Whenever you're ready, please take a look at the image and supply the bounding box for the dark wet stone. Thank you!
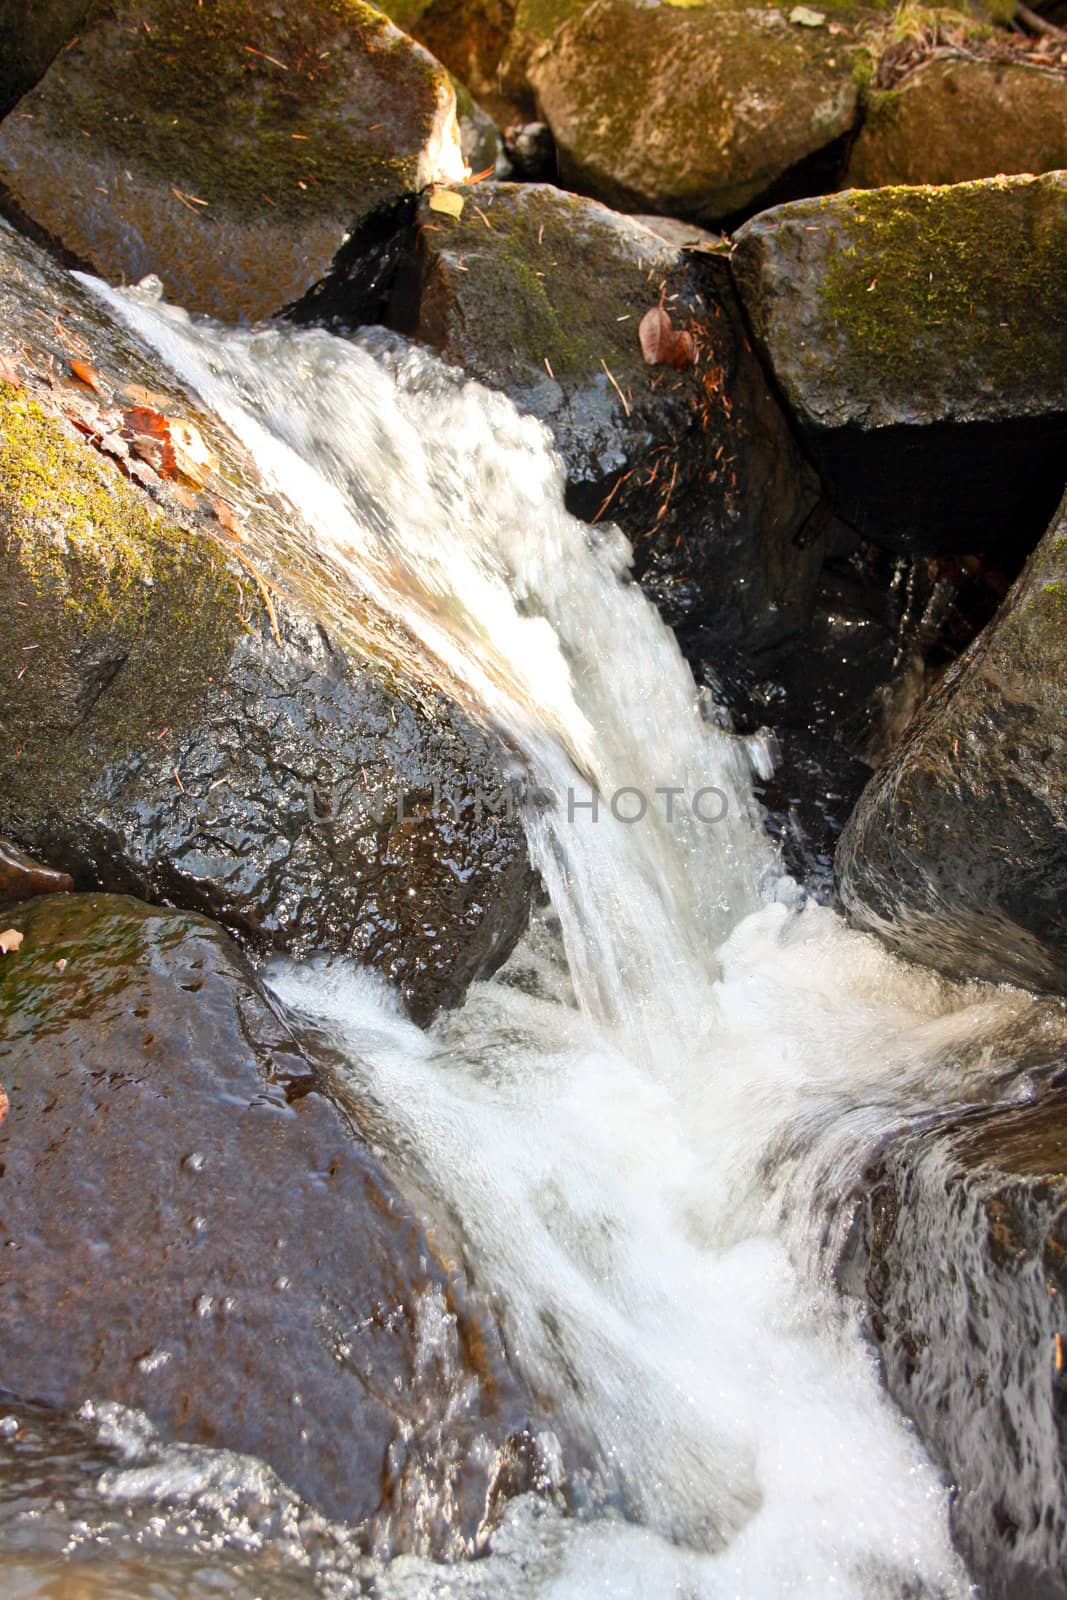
[835,487,1067,996]
[731,173,1067,560]
[0,892,531,1549]
[0,216,532,1026]
[839,1065,1067,1600]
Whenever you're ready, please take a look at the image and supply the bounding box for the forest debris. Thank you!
[639,305,698,369]
[0,1084,7,1129]
[601,359,631,416]
[0,351,23,389]
[0,929,24,955]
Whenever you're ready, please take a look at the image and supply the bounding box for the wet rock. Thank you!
[835,487,1067,995]
[0,0,466,321]
[305,180,823,658]
[378,0,522,126]
[0,892,530,1546]
[848,60,1067,189]
[0,839,73,905]
[0,217,532,1025]
[521,0,864,223]
[731,172,1067,558]
[839,1067,1067,1600]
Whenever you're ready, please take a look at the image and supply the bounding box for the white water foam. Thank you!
[73,280,1057,1598]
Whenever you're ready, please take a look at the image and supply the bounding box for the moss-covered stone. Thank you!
[848,59,1067,189]
[0,217,532,1020]
[525,0,869,220]
[733,172,1067,427]
[0,389,247,769]
[377,0,521,123]
[730,173,1067,554]
[0,0,465,320]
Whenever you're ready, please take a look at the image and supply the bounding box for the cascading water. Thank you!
[25,276,1057,1598]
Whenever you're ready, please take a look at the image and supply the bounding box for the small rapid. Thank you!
[42,279,1055,1598]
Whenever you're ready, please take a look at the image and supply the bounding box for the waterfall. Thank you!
[81,280,1047,1598]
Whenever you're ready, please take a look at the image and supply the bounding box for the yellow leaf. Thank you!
[428,186,465,219]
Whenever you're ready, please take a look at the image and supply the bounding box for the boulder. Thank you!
[0,217,532,1025]
[848,60,1067,189]
[834,487,1067,995]
[730,172,1067,559]
[0,0,466,322]
[380,0,522,126]
[521,0,864,223]
[0,892,531,1546]
[839,1067,1067,1600]
[301,181,823,657]
[0,838,74,904]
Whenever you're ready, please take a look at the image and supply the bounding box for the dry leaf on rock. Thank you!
[428,186,465,218]
[0,929,24,955]
[69,358,103,392]
[639,306,676,365]
[0,351,23,389]
[0,1084,7,1129]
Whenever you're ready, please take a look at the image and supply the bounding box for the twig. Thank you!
[1016,1,1065,33]
[601,359,631,417]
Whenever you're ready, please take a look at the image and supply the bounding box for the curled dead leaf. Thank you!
[670,329,697,369]
[0,929,24,955]
[639,306,676,366]
[121,407,215,487]
[69,358,102,393]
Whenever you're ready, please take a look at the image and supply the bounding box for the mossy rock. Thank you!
[0,217,532,1020]
[377,0,523,123]
[835,486,1067,994]
[848,59,1067,188]
[730,172,1067,553]
[0,891,530,1538]
[0,0,466,320]
[522,0,871,222]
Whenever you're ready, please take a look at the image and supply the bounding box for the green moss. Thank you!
[33,0,443,220]
[0,392,248,787]
[423,184,684,382]
[810,177,1067,408]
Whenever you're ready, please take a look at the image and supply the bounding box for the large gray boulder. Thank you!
[0,219,531,1024]
[0,0,466,321]
[0,892,531,1546]
[731,172,1067,558]
[835,486,1067,995]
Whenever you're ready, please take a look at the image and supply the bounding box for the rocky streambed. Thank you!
[0,0,1066,1595]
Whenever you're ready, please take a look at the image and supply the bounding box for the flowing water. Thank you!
[3,281,1061,1598]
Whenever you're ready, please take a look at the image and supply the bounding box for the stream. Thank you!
[1,282,1059,1599]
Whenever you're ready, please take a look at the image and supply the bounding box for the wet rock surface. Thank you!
[730,173,1067,559]
[0,839,74,906]
[0,217,532,1024]
[0,0,91,117]
[0,892,532,1547]
[836,488,1067,995]
[848,59,1067,189]
[839,1062,1067,1600]
[0,0,465,321]
[299,181,823,662]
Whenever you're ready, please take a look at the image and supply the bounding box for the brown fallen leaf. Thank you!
[670,329,697,369]
[169,417,216,486]
[69,357,102,392]
[639,305,675,366]
[122,407,216,487]
[0,1084,7,1129]
[0,928,24,955]
[0,350,24,389]
[208,494,246,540]
[120,381,175,411]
